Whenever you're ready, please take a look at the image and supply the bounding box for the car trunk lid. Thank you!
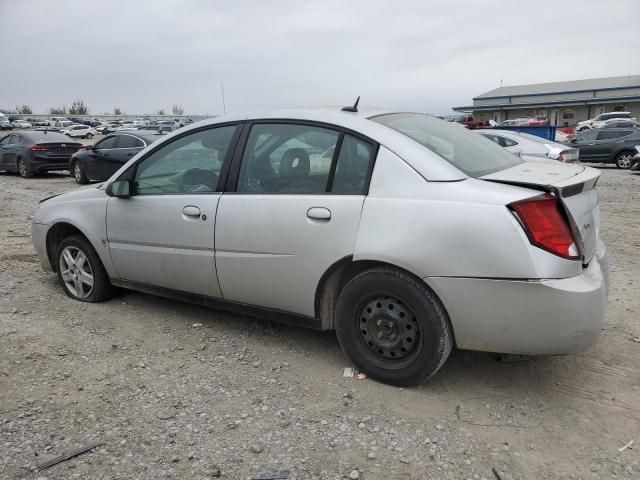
[481,162,600,263]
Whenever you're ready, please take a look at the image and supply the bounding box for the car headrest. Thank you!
[279,148,310,178]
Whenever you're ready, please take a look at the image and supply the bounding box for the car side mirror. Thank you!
[106,179,131,198]
[570,138,577,143]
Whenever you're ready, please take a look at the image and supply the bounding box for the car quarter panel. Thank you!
[353,147,583,280]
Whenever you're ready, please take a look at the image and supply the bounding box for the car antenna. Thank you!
[341,96,360,113]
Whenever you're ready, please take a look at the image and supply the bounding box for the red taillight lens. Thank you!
[509,193,580,260]
[29,145,48,151]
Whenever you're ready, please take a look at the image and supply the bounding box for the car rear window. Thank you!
[371,113,522,177]
[23,132,72,142]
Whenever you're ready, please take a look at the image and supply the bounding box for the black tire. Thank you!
[335,267,453,386]
[17,157,35,178]
[72,160,89,184]
[615,151,635,169]
[56,234,116,302]
[86,133,93,139]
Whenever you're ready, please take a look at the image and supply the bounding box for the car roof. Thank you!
[114,131,164,142]
[150,107,467,182]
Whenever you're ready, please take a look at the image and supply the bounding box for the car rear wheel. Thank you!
[17,157,35,178]
[86,133,93,139]
[335,267,453,386]
[56,235,116,302]
[72,160,89,184]
[615,151,635,169]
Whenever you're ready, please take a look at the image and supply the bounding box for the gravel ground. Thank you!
[0,165,639,480]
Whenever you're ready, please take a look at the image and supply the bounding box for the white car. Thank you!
[576,112,634,131]
[11,119,32,129]
[477,129,580,163]
[61,124,97,138]
[49,116,71,127]
[30,107,608,386]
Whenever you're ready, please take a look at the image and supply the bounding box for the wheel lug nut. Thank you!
[376,319,382,326]
[389,321,395,328]
[377,332,383,339]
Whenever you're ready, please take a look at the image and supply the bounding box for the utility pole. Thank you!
[220,81,227,115]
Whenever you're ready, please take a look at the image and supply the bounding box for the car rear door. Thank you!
[594,130,633,162]
[83,135,117,180]
[214,122,377,317]
[571,129,599,160]
[3,134,21,167]
[0,135,11,168]
[106,124,240,296]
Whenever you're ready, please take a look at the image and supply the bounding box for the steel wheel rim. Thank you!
[357,295,422,368]
[74,162,82,182]
[18,159,27,176]
[59,246,94,298]
[618,154,633,168]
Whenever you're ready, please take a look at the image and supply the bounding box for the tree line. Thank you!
[1,102,186,116]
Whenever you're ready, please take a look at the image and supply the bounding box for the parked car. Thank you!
[495,118,529,127]
[61,124,97,139]
[564,128,640,168]
[629,146,640,171]
[26,118,50,127]
[0,116,12,130]
[599,119,640,129]
[452,115,490,129]
[31,108,609,386]
[0,130,81,177]
[102,123,123,134]
[526,116,550,126]
[11,119,32,129]
[69,132,163,184]
[477,129,579,163]
[575,111,634,131]
[49,116,71,127]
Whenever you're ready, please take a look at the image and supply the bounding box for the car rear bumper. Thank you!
[31,156,71,172]
[32,222,53,272]
[426,241,609,355]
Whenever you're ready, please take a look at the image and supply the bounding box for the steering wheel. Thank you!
[178,168,218,192]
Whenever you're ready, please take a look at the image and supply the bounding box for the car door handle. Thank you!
[587,143,596,146]
[307,207,331,220]
[183,205,201,217]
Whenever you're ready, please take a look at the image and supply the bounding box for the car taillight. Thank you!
[29,145,48,151]
[509,193,580,260]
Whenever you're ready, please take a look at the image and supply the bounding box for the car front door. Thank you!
[106,124,239,296]
[0,135,10,167]
[215,122,377,317]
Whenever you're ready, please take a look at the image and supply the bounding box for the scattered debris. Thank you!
[349,469,360,479]
[343,367,354,378]
[355,373,367,380]
[492,467,503,480]
[249,443,264,454]
[252,469,290,479]
[192,323,203,328]
[618,439,634,452]
[36,441,103,470]
[632,337,640,343]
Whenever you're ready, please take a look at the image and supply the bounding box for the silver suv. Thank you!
[31,108,609,385]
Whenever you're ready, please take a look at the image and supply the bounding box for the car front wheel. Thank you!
[335,267,453,386]
[56,235,116,302]
[615,151,635,169]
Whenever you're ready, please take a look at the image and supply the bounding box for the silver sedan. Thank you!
[31,107,609,385]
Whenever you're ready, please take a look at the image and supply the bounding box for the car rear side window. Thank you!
[331,135,375,194]
[237,124,339,194]
[9,134,21,144]
[372,113,522,177]
[134,125,236,195]
[117,135,144,149]
[96,137,117,149]
[597,130,631,140]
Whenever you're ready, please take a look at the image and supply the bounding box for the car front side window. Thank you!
[95,136,117,150]
[134,125,236,195]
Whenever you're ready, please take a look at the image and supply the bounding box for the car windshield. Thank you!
[371,113,523,177]
[509,132,554,145]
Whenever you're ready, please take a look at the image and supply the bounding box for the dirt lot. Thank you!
[0,165,639,480]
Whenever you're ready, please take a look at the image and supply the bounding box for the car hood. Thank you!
[39,184,105,206]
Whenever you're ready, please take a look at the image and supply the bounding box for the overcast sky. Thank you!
[1,0,638,116]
